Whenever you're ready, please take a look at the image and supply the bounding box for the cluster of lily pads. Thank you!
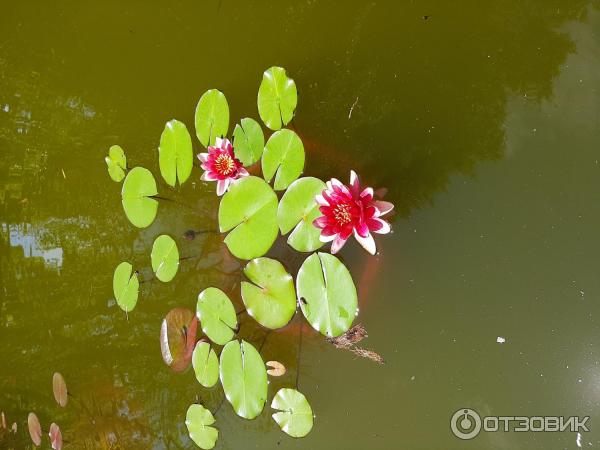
[26,372,67,449]
[107,67,386,448]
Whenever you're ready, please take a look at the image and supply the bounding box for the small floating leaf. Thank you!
[241,258,296,329]
[297,252,358,337]
[52,372,68,407]
[195,89,229,148]
[27,412,41,446]
[151,234,179,282]
[266,360,286,377]
[121,167,158,228]
[196,288,237,346]
[220,340,267,419]
[160,307,198,372]
[105,145,126,182]
[277,177,326,252]
[262,129,305,190]
[48,423,63,450]
[112,262,139,312]
[257,67,297,130]
[232,117,264,166]
[192,341,219,388]
[159,119,193,187]
[186,404,218,450]
[218,176,279,259]
[271,388,313,438]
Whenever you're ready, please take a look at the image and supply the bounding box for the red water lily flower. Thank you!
[313,170,393,255]
[198,137,249,196]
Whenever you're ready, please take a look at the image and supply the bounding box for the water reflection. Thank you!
[4,223,63,270]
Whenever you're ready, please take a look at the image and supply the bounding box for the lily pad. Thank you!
[48,423,63,450]
[27,412,41,446]
[220,340,267,419]
[186,404,218,450]
[121,167,158,228]
[232,117,264,166]
[257,66,297,130]
[105,145,126,182]
[271,388,314,438]
[218,176,279,259]
[192,341,219,388]
[297,252,358,337]
[160,307,198,372]
[159,119,193,187]
[196,288,237,345]
[277,177,326,252]
[52,372,68,407]
[241,258,296,329]
[151,234,179,282]
[112,262,139,312]
[262,129,305,190]
[195,89,229,148]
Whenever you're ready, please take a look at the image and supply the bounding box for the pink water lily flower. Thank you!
[313,170,394,255]
[198,137,249,196]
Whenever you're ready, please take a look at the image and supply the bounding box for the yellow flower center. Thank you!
[214,154,235,176]
[333,203,352,226]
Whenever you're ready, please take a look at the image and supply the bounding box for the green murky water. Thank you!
[2,1,600,448]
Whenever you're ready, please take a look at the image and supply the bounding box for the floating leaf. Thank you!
[241,258,296,329]
[257,67,297,130]
[151,235,179,282]
[52,372,68,407]
[196,288,237,346]
[297,252,358,337]
[232,117,264,166]
[266,360,286,377]
[220,340,267,419]
[105,145,126,182]
[160,308,198,372]
[277,177,325,252]
[48,423,63,450]
[159,119,193,187]
[27,412,41,446]
[112,262,139,312]
[195,89,229,147]
[218,176,278,259]
[192,341,219,388]
[121,167,158,228]
[186,404,218,450]
[262,129,305,190]
[271,388,313,438]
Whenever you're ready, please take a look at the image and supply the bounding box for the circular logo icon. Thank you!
[451,408,481,440]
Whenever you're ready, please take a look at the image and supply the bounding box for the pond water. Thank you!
[2,1,600,449]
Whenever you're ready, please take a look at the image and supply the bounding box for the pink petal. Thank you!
[200,171,218,181]
[355,221,370,238]
[354,230,376,255]
[369,218,391,234]
[216,179,229,196]
[315,194,329,206]
[313,216,329,229]
[320,233,337,243]
[215,137,224,148]
[331,236,348,253]
[237,167,249,177]
[372,200,394,215]
[197,153,208,163]
[360,187,374,202]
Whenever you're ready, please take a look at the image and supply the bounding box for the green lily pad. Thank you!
[105,145,127,182]
[271,388,314,438]
[241,258,296,329]
[297,252,358,337]
[262,129,305,190]
[257,66,297,130]
[232,117,264,166]
[192,341,219,388]
[195,89,229,147]
[218,176,279,259]
[121,167,158,228]
[160,307,198,372]
[112,262,139,312]
[196,288,238,345]
[186,404,218,450]
[159,119,193,187]
[277,177,326,252]
[219,340,267,419]
[151,234,179,282]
